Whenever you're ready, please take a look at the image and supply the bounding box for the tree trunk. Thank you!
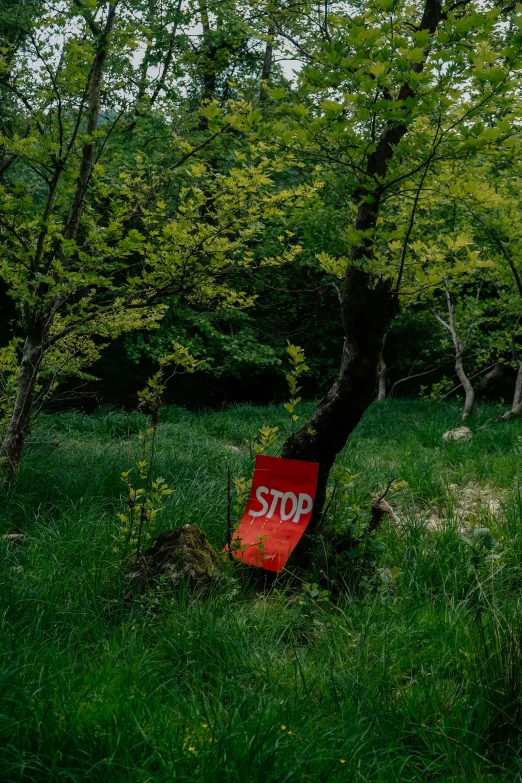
[259,26,274,102]
[482,362,504,388]
[282,267,399,528]
[377,333,388,401]
[62,3,117,243]
[502,360,522,419]
[280,0,440,537]
[501,332,522,421]
[377,356,387,401]
[455,350,475,420]
[432,285,475,421]
[0,326,44,473]
[198,0,217,120]
[514,364,522,412]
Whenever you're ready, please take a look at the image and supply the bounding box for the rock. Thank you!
[2,533,25,545]
[442,426,472,442]
[425,482,502,532]
[451,481,501,518]
[125,524,221,600]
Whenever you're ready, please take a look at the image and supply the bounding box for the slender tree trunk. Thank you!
[455,350,475,420]
[0,325,44,473]
[514,364,522,411]
[501,331,522,420]
[377,333,388,400]
[446,287,475,421]
[511,361,522,415]
[63,2,118,242]
[464,215,522,420]
[198,0,217,122]
[377,356,387,401]
[432,285,475,421]
[503,361,522,419]
[259,26,274,103]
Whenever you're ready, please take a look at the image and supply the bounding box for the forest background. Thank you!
[3,0,522,426]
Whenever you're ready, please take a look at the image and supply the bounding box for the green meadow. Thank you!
[2,400,522,782]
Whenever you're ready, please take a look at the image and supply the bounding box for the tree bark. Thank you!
[63,2,118,242]
[482,362,504,388]
[377,332,388,400]
[503,361,522,419]
[0,324,44,473]
[501,331,522,420]
[446,288,474,420]
[282,267,399,528]
[432,285,475,420]
[259,26,274,103]
[455,350,475,420]
[377,356,387,401]
[198,1,217,114]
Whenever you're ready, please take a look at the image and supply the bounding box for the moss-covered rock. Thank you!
[125,524,221,600]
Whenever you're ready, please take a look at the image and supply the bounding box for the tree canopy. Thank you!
[2,0,522,474]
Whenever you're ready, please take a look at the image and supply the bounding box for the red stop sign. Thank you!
[230,454,319,573]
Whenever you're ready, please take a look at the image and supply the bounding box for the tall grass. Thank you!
[1,400,522,781]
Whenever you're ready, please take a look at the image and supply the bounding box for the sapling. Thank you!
[114,342,201,562]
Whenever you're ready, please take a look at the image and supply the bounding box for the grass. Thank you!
[2,399,522,781]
